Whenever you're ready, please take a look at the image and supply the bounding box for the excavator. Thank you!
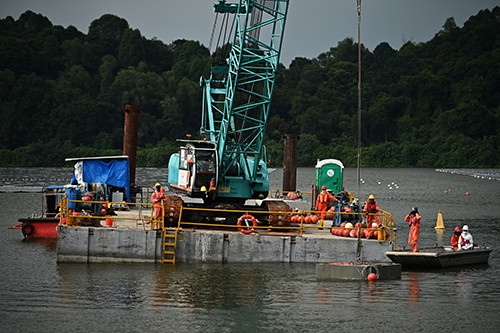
[166,0,291,227]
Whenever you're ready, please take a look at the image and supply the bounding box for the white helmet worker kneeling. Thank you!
[458,225,474,250]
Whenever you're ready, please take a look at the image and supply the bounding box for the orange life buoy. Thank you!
[237,214,257,234]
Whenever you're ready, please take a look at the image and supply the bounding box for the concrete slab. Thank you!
[57,226,162,263]
[316,262,401,281]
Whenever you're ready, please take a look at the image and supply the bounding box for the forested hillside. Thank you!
[0,8,499,167]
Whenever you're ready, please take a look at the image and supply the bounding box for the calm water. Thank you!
[1,167,499,332]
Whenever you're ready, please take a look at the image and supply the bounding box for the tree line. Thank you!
[0,8,498,168]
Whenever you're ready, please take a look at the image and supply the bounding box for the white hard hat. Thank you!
[462,225,469,232]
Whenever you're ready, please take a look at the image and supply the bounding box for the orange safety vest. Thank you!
[451,234,459,250]
[405,213,420,226]
[317,192,333,203]
[152,189,166,205]
[364,200,379,214]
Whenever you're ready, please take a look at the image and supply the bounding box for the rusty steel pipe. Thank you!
[123,105,140,186]
[282,134,299,192]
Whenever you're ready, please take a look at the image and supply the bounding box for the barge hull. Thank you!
[57,226,393,264]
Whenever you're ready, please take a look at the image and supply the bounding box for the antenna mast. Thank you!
[356,0,362,200]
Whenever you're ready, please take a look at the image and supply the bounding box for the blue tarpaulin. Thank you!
[70,159,130,201]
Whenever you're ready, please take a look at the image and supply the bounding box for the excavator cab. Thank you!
[168,140,218,199]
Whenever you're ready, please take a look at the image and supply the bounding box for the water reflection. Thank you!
[312,286,330,305]
[150,263,292,310]
[150,264,178,308]
[435,229,445,247]
[452,271,474,306]
[407,274,421,303]
[365,280,383,303]
[57,263,154,309]
[22,237,58,251]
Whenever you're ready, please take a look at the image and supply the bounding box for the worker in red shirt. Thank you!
[405,206,421,252]
[151,183,166,220]
[363,194,380,227]
[451,226,461,251]
[316,185,338,227]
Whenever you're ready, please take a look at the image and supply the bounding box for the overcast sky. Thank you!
[1,0,498,66]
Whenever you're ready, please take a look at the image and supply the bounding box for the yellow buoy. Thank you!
[435,211,445,229]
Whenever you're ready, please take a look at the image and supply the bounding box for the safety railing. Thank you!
[169,206,396,249]
[61,197,155,229]
[134,185,152,204]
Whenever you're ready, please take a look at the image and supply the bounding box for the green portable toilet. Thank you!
[315,159,344,194]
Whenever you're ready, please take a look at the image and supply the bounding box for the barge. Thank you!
[56,212,395,264]
[386,246,492,269]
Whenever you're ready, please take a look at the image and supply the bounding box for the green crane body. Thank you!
[168,0,289,201]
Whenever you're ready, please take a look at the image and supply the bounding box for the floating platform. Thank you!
[56,225,394,264]
[316,262,401,281]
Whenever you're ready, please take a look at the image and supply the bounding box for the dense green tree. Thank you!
[88,14,129,56]
[118,28,145,67]
[0,8,498,168]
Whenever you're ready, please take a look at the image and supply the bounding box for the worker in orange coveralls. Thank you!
[151,182,166,220]
[451,226,461,251]
[363,194,380,227]
[316,185,338,227]
[405,206,421,252]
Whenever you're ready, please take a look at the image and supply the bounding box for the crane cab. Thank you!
[168,140,218,199]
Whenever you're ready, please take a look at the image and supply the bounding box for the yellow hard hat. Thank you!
[368,194,375,200]
[200,186,207,192]
[155,183,161,187]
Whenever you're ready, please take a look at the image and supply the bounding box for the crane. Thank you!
[167,1,291,225]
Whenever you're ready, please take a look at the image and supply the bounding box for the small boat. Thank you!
[9,155,132,239]
[9,186,66,238]
[386,246,491,269]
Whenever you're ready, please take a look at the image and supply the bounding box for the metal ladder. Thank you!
[162,206,182,264]
[162,229,178,263]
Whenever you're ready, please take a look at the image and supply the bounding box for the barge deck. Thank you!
[56,206,394,264]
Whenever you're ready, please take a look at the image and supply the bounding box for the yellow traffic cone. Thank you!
[435,211,445,230]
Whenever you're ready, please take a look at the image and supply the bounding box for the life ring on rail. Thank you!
[22,222,34,236]
[237,214,257,234]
